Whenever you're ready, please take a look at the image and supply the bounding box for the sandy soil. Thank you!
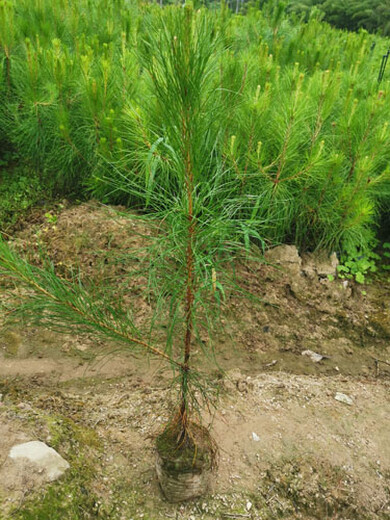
[0,202,389,519]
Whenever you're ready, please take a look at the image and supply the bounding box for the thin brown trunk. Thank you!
[179,115,195,432]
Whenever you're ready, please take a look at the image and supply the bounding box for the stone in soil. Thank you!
[9,441,70,481]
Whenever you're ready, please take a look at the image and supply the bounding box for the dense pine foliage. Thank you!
[0,0,389,256]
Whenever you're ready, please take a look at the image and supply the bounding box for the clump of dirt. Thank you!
[261,457,364,519]
[156,420,216,473]
[13,201,154,284]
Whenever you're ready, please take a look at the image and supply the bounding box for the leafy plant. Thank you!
[381,242,390,270]
[0,166,46,230]
[337,245,380,283]
[44,211,58,224]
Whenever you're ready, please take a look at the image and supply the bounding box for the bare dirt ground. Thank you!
[0,202,389,519]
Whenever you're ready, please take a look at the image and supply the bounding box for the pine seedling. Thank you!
[0,4,265,501]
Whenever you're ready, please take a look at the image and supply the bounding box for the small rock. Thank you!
[237,380,247,393]
[252,432,260,442]
[334,392,354,406]
[302,251,338,278]
[265,245,302,277]
[17,402,31,410]
[265,245,301,265]
[302,350,326,363]
[246,500,252,511]
[317,252,339,278]
[9,441,70,481]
